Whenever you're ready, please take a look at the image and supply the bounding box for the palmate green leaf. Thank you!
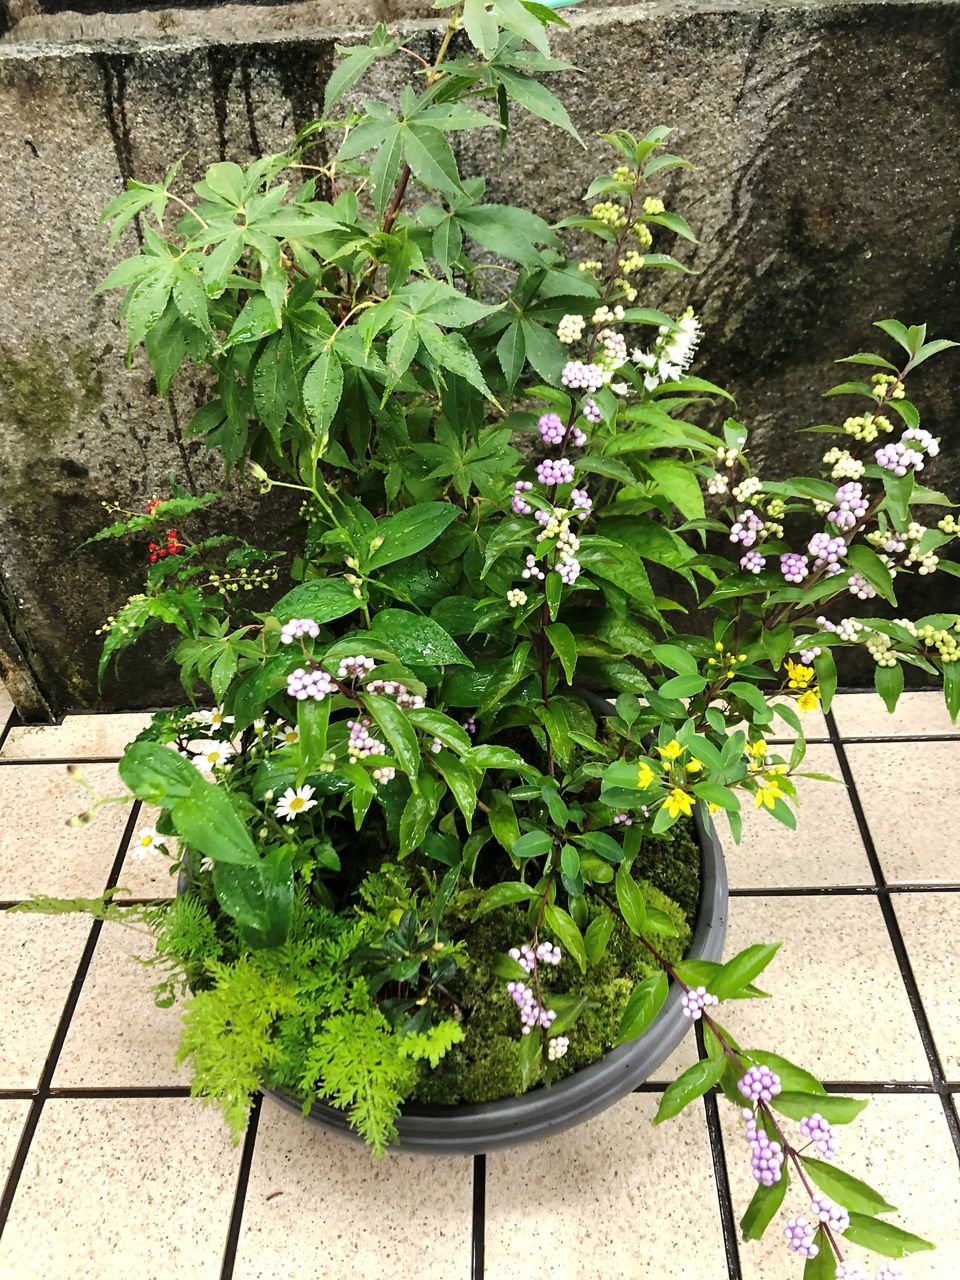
[740,1169,790,1242]
[653,1054,726,1124]
[494,65,583,143]
[402,123,464,200]
[496,320,526,389]
[418,323,496,401]
[463,0,501,55]
[302,348,344,449]
[323,25,399,113]
[459,203,558,266]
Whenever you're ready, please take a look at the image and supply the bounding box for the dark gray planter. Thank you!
[264,807,728,1154]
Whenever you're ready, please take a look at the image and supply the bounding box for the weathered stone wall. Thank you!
[1,0,959,715]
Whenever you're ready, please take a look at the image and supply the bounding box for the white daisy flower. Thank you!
[273,723,300,746]
[194,740,236,772]
[200,856,214,874]
[275,784,317,822]
[190,705,235,732]
[131,827,160,860]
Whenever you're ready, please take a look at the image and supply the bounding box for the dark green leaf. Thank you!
[653,1055,726,1124]
[618,971,668,1043]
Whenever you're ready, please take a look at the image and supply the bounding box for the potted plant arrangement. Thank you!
[21,3,959,1275]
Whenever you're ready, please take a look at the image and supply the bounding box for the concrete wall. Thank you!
[1,0,959,715]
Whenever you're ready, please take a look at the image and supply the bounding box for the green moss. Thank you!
[0,339,102,447]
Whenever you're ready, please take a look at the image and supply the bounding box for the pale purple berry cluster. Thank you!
[512,480,533,515]
[875,1264,905,1280]
[583,398,602,425]
[783,1217,819,1259]
[506,981,558,1034]
[808,531,846,569]
[902,426,938,456]
[558,557,581,585]
[613,812,632,826]
[337,654,376,681]
[780,552,810,584]
[509,940,562,972]
[737,1065,782,1103]
[561,360,605,392]
[835,1264,867,1280]
[810,1192,850,1234]
[875,440,924,476]
[742,1109,784,1185]
[729,508,764,547]
[570,488,592,519]
[740,549,766,574]
[800,1113,839,1158]
[280,617,320,644]
[463,718,477,736]
[848,571,876,600]
[522,554,545,581]
[536,457,575,486]
[681,986,718,1020]
[346,717,386,762]
[287,667,335,701]
[538,412,565,444]
[366,678,425,710]
[829,481,869,531]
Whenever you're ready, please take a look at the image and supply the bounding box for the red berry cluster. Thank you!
[148,530,184,563]
[143,497,163,515]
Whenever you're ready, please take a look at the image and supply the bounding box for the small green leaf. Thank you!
[544,903,587,973]
[771,1093,868,1125]
[618,971,668,1043]
[362,692,422,787]
[615,863,646,935]
[474,880,539,916]
[712,943,781,1000]
[513,829,552,859]
[800,1157,897,1216]
[740,1171,790,1242]
[585,912,615,965]
[546,622,577,684]
[874,661,904,714]
[653,1055,726,1124]
[842,1212,934,1258]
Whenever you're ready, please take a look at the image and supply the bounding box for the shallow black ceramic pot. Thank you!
[264,807,728,1154]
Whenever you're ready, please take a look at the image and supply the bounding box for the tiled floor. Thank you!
[0,693,957,1279]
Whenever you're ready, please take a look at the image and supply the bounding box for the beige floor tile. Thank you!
[0,1101,31,1172]
[721,895,929,1080]
[648,1024,700,1082]
[833,689,958,738]
[232,1097,473,1280]
[0,712,153,760]
[0,763,132,898]
[113,804,179,899]
[721,1093,958,1279]
[484,1091,726,1279]
[0,682,13,724]
[894,893,960,1078]
[844,740,960,884]
[720,744,873,889]
[0,913,90,1088]
[0,1098,241,1280]
[54,922,189,1088]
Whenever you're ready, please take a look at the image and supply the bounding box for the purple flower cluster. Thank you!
[280,617,320,644]
[829,481,869,531]
[742,1108,784,1185]
[783,1217,819,1259]
[506,981,558,1034]
[536,457,575,486]
[538,412,565,445]
[876,440,924,476]
[737,1065,782,1103]
[780,552,810,584]
[561,360,605,392]
[512,480,533,515]
[810,1192,850,1234]
[808,531,846,569]
[681,986,718,1020]
[286,666,335,701]
[729,508,764,548]
[740,549,766,574]
[800,1113,839,1158]
[509,940,562,972]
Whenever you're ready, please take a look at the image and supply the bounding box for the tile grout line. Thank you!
[0,796,142,1239]
[219,1091,262,1280]
[694,1024,743,1280]
[0,757,123,767]
[729,885,960,897]
[470,1153,486,1280]
[825,708,960,1168]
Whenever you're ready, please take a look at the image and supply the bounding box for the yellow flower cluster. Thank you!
[707,641,748,678]
[841,413,893,443]
[642,196,665,215]
[785,659,814,689]
[871,372,905,400]
[592,199,628,229]
[630,223,654,249]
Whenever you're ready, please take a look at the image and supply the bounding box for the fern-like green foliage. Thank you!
[397,1021,466,1069]
[300,1009,418,1156]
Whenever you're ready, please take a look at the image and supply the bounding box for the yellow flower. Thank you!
[707,802,722,814]
[797,687,821,713]
[785,659,814,690]
[754,778,785,810]
[747,739,767,761]
[665,788,694,818]
[686,757,703,773]
[657,739,683,761]
[636,761,657,789]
